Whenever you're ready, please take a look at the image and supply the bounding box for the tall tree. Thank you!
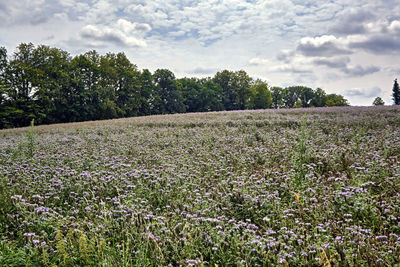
[271,86,284,109]
[2,43,37,127]
[213,70,236,110]
[248,80,272,109]
[70,51,101,121]
[233,70,252,110]
[30,45,72,124]
[393,79,400,105]
[283,86,302,108]
[198,78,224,112]
[213,70,252,110]
[139,69,156,115]
[311,88,327,107]
[178,77,202,112]
[153,69,185,114]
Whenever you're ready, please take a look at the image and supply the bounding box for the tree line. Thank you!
[0,43,350,129]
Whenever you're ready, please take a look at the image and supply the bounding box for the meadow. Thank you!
[0,106,400,266]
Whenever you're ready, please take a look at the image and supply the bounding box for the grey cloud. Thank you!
[330,9,374,35]
[313,56,350,68]
[343,65,380,76]
[189,67,218,75]
[345,87,382,98]
[313,56,379,76]
[297,39,352,57]
[349,35,400,54]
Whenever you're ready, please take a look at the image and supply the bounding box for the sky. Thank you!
[1,0,400,106]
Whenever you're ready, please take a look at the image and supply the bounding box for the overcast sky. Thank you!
[1,0,400,105]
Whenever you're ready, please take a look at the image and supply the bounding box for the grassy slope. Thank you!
[1,106,400,266]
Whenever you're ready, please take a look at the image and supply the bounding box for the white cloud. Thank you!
[80,24,147,47]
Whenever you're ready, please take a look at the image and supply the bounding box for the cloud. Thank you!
[349,34,400,54]
[80,24,147,47]
[189,67,219,75]
[296,35,352,57]
[249,58,271,66]
[343,65,380,77]
[314,56,380,76]
[313,56,350,69]
[330,9,374,35]
[345,87,383,98]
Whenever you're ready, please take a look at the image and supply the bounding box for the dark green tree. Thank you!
[198,78,224,112]
[213,70,252,110]
[393,79,400,105]
[153,69,185,114]
[298,86,315,107]
[178,77,202,112]
[139,69,157,115]
[283,86,302,108]
[2,43,37,127]
[270,86,284,109]
[30,45,72,124]
[311,88,327,107]
[373,97,385,106]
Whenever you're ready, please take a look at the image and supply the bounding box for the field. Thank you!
[1,106,400,266]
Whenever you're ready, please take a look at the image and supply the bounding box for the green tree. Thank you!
[393,79,400,105]
[153,69,185,114]
[298,86,315,107]
[178,77,202,112]
[2,43,37,127]
[30,45,72,124]
[373,97,385,106]
[213,70,236,110]
[310,88,327,107]
[213,70,252,110]
[283,86,302,108]
[233,70,252,110]
[271,86,284,109]
[99,52,141,118]
[325,94,350,106]
[0,47,9,128]
[198,78,224,112]
[70,51,101,121]
[139,69,157,115]
[248,80,272,109]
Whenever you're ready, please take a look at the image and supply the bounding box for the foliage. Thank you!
[393,79,400,105]
[373,97,385,106]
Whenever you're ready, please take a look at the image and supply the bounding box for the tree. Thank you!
[198,78,224,112]
[325,94,350,106]
[393,79,400,105]
[248,80,272,109]
[373,97,385,106]
[213,70,236,110]
[270,86,284,109]
[311,88,327,107]
[139,69,156,115]
[153,69,185,114]
[2,43,37,127]
[283,86,302,108]
[213,70,252,110]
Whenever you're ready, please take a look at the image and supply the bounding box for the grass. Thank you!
[0,106,400,266]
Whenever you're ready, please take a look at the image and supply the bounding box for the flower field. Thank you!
[1,106,400,266]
